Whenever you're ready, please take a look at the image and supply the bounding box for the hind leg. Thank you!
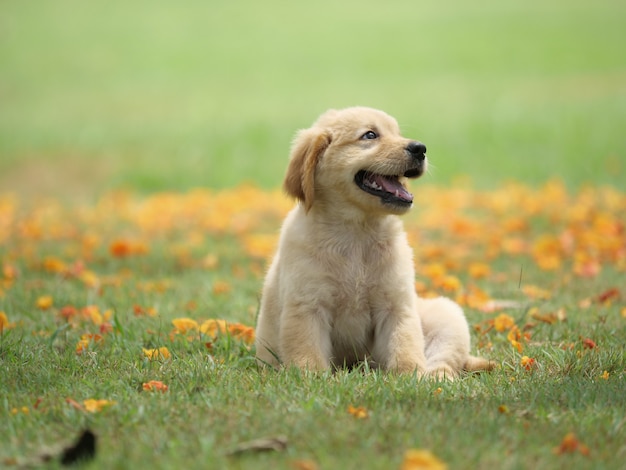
[418,296,494,380]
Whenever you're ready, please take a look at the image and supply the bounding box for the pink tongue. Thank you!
[372,174,413,203]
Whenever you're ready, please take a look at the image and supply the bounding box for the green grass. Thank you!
[1,184,625,468]
[1,1,626,468]
[1,0,625,196]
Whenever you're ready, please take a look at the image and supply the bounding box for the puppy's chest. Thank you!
[326,249,391,318]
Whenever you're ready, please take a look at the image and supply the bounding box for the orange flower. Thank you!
[436,275,462,292]
[2,263,18,280]
[600,371,609,380]
[468,262,491,279]
[212,280,232,295]
[109,239,149,257]
[401,449,447,470]
[507,326,524,353]
[553,432,590,456]
[347,405,368,419]
[42,256,67,273]
[520,356,536,371]
[133,305,157,317]
[227,323,256,344]
[493,314,515,332]
[143,347,171,360]
[142,380,169,393]
[75,333,103,355]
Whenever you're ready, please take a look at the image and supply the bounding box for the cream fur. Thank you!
[255,107,493,379]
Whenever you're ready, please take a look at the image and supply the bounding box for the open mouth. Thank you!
[355,170,414,206]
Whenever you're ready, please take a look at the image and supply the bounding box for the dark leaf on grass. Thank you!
[60,429,97,466]
[226,436,288,456]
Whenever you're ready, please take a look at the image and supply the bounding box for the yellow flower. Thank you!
[212,280,232,295]
[143,347,171,360]
[83,399,116,413]
[493,314,515,332]
[36,295,53,310]
[172,318,199,334]
[347,405,368,419]
[401,449,447,470]
[600,370,609,380]
[0,311,15,332]
[200,319,228,337]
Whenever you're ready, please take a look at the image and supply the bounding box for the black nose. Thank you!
[406,141,427,160]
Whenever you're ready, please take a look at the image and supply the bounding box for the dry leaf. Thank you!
[226,436,288,456]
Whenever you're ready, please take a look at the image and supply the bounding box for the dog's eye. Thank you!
[361,131,378,140]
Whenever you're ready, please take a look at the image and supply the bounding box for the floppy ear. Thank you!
[283,128,331,212]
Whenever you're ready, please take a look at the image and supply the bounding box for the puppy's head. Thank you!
[284,107,427,214]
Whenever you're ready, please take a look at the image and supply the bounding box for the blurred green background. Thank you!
[1,0,624,198]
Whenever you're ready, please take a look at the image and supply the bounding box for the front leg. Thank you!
[373,312,428,375]
[279,305,332,371]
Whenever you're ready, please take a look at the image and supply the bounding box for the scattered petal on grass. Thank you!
[142,381,169,393]
[291,459,318,470]
[75,334,103,355]
[521,285,552,300]
[493,314,515,332]
[172,318,199,334]
[529,308,560,324]
[212,280,232,295]
[199,319,255,344]
[401,449,447,470]
[520,356,536,371]
[507,327,524,353]
[10,406,29,415]
[347,405,368,419]
[553,432,590,456]
[133,305,157,317]
[143,347,171,360]
[200,319,228,337]
[109,239,149,257]
[82,399,116,413]
[600,371,610,380]
[66,398,85,412]
[582,338,596,349]
[0,311,15,331]
[36,295,53,310]
[468,262,491,279]
[241,234,278,259]
[596,287,620,304]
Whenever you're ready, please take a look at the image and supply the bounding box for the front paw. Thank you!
[425,365,458,381]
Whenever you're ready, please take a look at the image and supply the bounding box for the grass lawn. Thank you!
[1,1,626,469]
[1,184,625,469]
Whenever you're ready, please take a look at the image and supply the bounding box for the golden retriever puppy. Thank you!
[255,107,493,379]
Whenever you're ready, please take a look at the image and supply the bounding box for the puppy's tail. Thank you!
[464,355,497,372]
